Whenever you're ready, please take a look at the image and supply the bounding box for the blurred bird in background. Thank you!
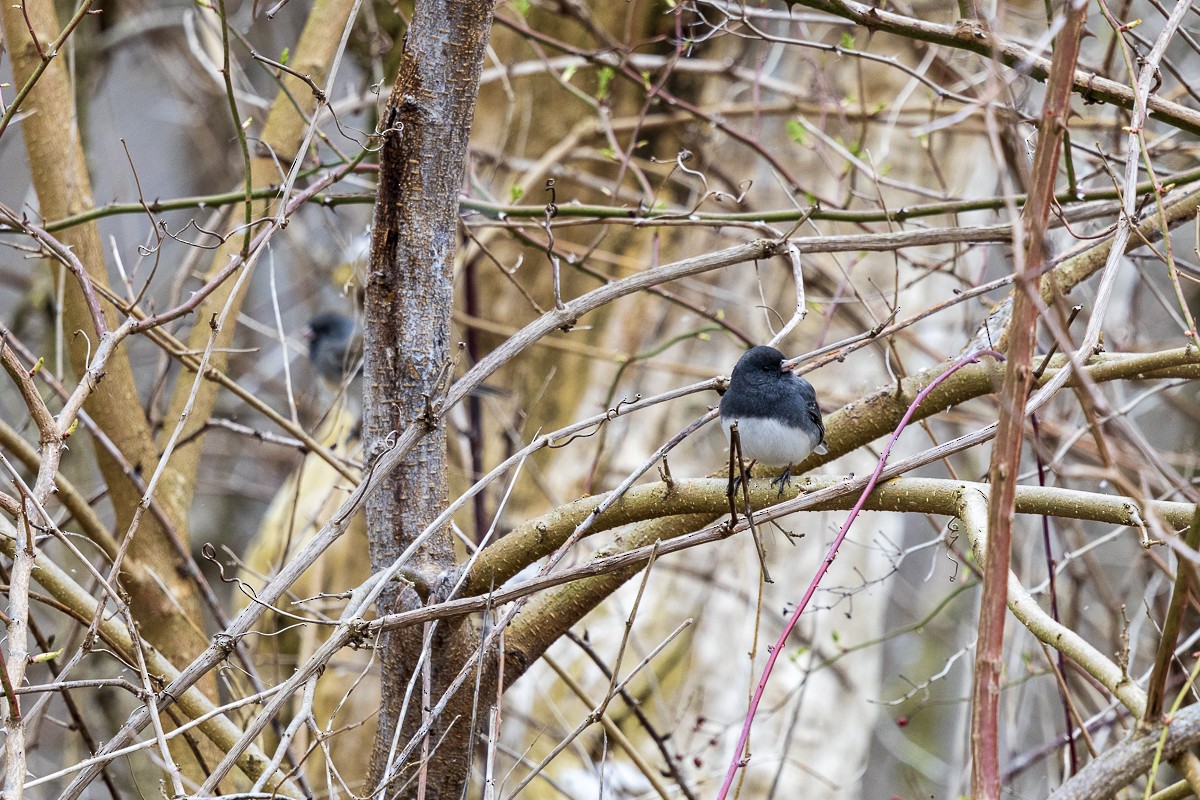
[303,312,363,438]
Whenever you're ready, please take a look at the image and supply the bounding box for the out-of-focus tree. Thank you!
[4,0,1200,798]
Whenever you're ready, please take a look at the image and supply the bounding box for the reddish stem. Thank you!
[716,348,1003,799]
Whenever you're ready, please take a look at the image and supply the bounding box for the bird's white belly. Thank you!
[722,415,817,467]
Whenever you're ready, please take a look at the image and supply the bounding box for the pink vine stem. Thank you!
[715,348,1003,799]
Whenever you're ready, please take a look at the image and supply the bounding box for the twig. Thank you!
[716,348,1001,798]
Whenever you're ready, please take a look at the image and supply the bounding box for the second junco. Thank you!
[720,345,827,491]
[304,313,362,384]
[304,313,363,427]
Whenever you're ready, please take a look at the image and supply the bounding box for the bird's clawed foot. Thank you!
[769,466,794,497]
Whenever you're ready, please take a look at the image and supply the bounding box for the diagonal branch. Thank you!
[786,0,1200,135]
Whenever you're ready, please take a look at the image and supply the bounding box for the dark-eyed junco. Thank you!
[304,313,362,383]
[303,313,363,426]
[720,345,827,491]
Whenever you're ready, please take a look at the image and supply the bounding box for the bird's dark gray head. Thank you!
[304,313,361,382]
[730,345,789,387]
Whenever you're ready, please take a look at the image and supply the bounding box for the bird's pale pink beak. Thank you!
[781,360,798,372]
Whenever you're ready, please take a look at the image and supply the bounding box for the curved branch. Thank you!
[1046,703,1200,799]
[469,347,1200,590]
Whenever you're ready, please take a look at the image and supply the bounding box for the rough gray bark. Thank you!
[1047,704,1200,800]
[363,1,497,797]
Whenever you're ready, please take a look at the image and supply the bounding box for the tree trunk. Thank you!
[364,2,496,797]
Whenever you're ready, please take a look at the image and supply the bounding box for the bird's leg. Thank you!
[726,424,772,583]
[729,461,756,498]
[726,423,739,523]
[770,465,794,497]
[726,424,750,514]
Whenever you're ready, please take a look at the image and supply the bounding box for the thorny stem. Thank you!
[715,348,1002,798]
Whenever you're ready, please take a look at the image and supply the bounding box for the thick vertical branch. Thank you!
[0,0,218,718]
[971,2,1088,797]
[364,1,496,797]
[3,1,356,784]
[1143,509,1200,724]
[0,1,166,558]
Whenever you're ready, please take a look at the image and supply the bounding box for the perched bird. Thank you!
[305,312,362,384]
[720,345,827,492]
[303,312,363,434]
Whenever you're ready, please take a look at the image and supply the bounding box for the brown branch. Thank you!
[1047,703,1200,800]
[787,0,1200,136]
[0,205,109,338]
[0,333,58,442]
[362,0,498,795]
[0,0,96,140]
[973,4,1089,796]
[1143,511,1200,725]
